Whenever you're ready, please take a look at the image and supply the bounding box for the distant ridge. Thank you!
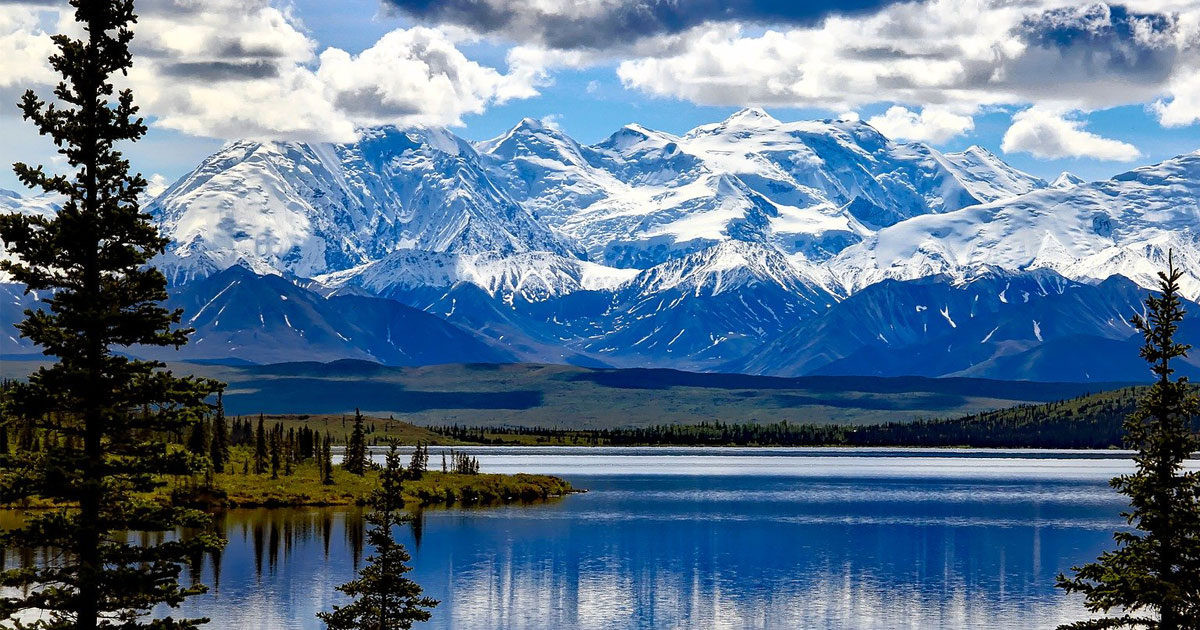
[0,359,1140,428]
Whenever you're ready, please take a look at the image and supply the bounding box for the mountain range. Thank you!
[3,108,1199,382]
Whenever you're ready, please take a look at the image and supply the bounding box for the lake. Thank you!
[133,449,1152,627]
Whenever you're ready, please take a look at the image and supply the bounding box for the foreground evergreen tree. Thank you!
[318,444,437,630]
[1057,254,1200,630]
[0,1,223,627]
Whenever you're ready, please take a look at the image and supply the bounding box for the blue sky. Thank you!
[3,0,1200,190]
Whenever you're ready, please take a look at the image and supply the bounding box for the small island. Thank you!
[188,458,575,509]
[173,410,576,509]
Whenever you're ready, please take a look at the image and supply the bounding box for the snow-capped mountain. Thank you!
[833,152,1200,299]
[3,109,1199,380]
[148,125,577,284]
[1051,172,1085,189]
[940,146,1047,203]
[474,109,1043,272]
[0,189,61,282]
[582,241,836,367]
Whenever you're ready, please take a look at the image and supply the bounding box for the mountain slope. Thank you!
[476,109,1048,272]
[2,267,516,366]
[149,126,577,283]
[735,270,1199,381]
[940,146,1047,203]
[834,152,1200,299]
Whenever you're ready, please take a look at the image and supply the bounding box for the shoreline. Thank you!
[2,467,578,512]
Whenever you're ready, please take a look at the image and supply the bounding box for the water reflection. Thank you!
[410,475,1115,630]
[1,450,1135,629]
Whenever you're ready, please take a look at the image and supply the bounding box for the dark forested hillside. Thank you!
[432,386,1174,449]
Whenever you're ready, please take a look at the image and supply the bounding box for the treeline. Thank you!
[431,386,1198,449]
[2,376,481,484]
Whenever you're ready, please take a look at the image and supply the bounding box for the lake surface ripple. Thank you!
[158,448,1155,628]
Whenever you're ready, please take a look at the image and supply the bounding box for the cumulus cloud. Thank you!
[866,106,975,143]
[0,5,57,90]
[615,2,1197,113]
[0,0,544,142]
[1153,72,1200,127]
[1000,108,1141,161]
[315,27,528,128]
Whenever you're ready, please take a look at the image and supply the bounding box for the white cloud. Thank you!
[1153,72,1200,127]
[145,173,170,198]
[1000,108,1141,161]
[315,27,535,129]
[0,5,58,90]
[614,2,1200,127]
[866,106,975,143]
[0,0,545,142]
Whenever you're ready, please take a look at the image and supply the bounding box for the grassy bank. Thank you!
[175,456,575,509]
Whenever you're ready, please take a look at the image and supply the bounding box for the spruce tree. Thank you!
[269,427,280,480]
[187,418,209,457]
[1057,253,1200,629]
[0,1,223,627]
[318,444,437,630]
[343,409,367,475]
[254,414,267,475]
[322,433,335,486]
[210,392,228,473]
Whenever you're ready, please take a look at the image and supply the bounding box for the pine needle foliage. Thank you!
[318,444,437,630]
[0,1,223,628]
[1057,253,1200,630]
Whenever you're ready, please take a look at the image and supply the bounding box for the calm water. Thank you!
[17,448,1152,629]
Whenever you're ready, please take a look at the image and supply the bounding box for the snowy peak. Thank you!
[476,117,585,165]
[1051,171,1085,189]
[148,124,578,281]
[941,145,1047,203]
[720,106,781,127]
[595,123,680,156]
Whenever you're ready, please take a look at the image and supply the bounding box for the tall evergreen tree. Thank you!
[254,414,267,475]
[210,392,228,473]
[187,418,209,457]
[408,442,428,479]
[0,1,223,627]
[269,427,280,480]
[322,433,335,486]
[1057,253,1200,630]
[317,444,437,630]
[343,409,368,476]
